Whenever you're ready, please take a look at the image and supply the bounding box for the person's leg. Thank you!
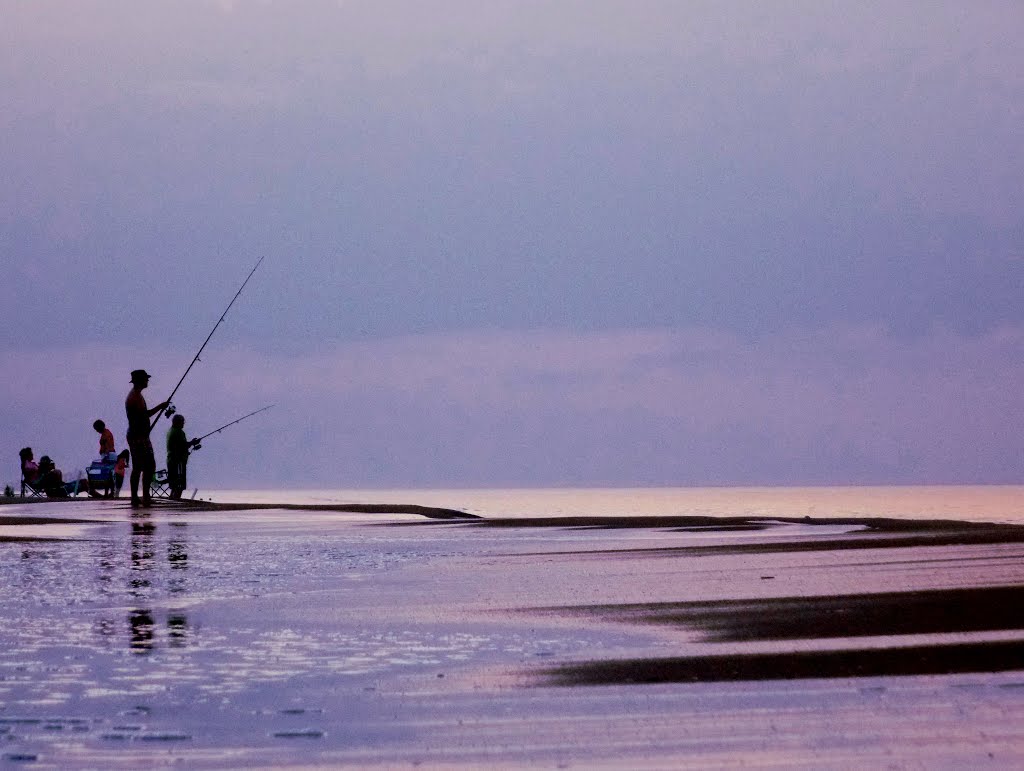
[170,460,187,499]
[130,466,141,502]
[167,460,180,500]
[46,470,68,497]
[141,443,155,506]
[128,444,143,505]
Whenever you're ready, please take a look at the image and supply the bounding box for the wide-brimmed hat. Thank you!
[130,369,151,383]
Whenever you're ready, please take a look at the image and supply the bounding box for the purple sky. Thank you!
[3,1,1023,488]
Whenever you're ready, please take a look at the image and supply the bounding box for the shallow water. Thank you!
[2,490,1024,767]
[0,504,651,766]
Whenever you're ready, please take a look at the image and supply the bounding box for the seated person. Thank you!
[36,455,68,496]
[21,448,95,497]
[19,447,40,487]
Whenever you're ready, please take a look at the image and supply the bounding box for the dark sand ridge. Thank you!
[0,496,478,519]
[180,500,479,519]
[527,585,1024,641]
[0,498,477,541]
[543,641,1024,685]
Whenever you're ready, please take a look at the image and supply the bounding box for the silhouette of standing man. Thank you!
[125,369,168,508]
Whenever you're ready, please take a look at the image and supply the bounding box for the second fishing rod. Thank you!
[151,257,265,433]
[186,405,275,452]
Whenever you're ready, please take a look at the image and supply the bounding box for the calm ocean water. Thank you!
[204,486,1024,525]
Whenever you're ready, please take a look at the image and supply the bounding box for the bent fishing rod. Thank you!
[189,405,275,451]
[151,256,265,433]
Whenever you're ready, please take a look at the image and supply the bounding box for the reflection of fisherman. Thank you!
[166,414,199,500]
[125,369,169,508]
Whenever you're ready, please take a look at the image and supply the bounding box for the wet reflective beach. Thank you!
[2,491,1024,767]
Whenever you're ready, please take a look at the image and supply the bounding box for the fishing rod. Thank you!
[189,405,275,450]
[151,256,265,432]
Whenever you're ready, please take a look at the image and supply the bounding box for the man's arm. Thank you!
[146,401,170,418]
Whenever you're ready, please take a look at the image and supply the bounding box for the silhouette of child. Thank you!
[113,450,130,498]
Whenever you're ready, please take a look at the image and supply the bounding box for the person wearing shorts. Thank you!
[125,369,168,507]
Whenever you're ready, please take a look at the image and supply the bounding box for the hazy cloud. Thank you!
[4,326,1022,488]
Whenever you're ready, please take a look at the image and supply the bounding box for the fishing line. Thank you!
[151,257,265,433]
[190,405,275,450]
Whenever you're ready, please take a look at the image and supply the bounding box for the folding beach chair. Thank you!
[86,454,118,497]
[149,469,173,500]
[20,467,46,498]
[21,470,83,498]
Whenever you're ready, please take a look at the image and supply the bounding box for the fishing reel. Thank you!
[164,403,176,418]
[190,440,202,452]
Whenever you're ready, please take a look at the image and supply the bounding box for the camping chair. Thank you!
[20,464,46,498]
[21,469,83,498]
[150,469,172,500]
[86,454,118,497]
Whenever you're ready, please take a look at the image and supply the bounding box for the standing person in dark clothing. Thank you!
[125,369,168,507]
[166,414,198,500]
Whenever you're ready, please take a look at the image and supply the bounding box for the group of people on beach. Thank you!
[17,447,98,498]
[19,368,199,506]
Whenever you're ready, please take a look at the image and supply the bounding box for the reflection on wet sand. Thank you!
[129,609,155,654]
[167,522,188,595]
[124,515,190,655]
[168,614,188,648]
[127,610,192,655]
[129,516,155,596]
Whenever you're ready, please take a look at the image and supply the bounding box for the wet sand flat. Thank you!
[1,499,1023,767]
